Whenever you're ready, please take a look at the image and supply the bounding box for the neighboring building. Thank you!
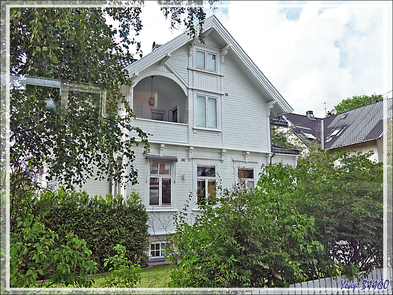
[271,99,393,163]
[270,110,322,157]
[323,98,392,162]
[79,15,295,260]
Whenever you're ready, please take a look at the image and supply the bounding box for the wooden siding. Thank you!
[127,144,269,236]
[166,44,190,84]
[134,118,188,144]
[190,128,222,148]
[222,54,269,152]
[194,71,220,92]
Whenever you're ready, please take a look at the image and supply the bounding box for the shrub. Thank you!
[10,215,97,287]
[294,149,383,274]
[100,244,141,288]
[37,188,149,272]
[168,180,323,288]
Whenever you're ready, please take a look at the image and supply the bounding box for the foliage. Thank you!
[387,120,393,165]
[271,125,303,149]
[10,215,97,288]
[35,188,149,273]
[100,244,141,288]
[333,94,384,114]
[168,148,383,288]
[10,6,149,191]
[9,1,217,192]
[294,148,383,274]
[168,181,323,288]
[6,1,216,290]
[159,0,217,43]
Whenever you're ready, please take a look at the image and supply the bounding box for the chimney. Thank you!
[306,110,316,120]
[152,41,162,52]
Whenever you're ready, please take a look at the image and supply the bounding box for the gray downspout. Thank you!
[269,152,276,166]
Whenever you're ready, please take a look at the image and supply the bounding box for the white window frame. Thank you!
[196,95,218,128]
[197,165,216,205]
[149,241,168,258]
[149,162,172,206]
[196,50,217,72]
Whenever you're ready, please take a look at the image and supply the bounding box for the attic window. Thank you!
[196,50,216,71]
[341,114,348,119]
[330,127,345,137]
[303,132,316,139]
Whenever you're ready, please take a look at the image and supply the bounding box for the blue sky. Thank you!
[137,1,392,118]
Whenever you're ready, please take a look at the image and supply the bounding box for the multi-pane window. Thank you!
[238,168,254,189]
[197,95,217,128]
[149,163,171,206]
[150,242,167,258]
[197,166,216,205]
[196,50,216,71]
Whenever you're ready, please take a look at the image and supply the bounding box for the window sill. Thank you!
[146,207,178,213]
[193,126,222,133]
[188,67,223,77]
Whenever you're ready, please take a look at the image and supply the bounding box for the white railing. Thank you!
[242,267,392,295]
[288,267,393,295]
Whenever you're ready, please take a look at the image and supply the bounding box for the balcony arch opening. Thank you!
[133,75,188,123]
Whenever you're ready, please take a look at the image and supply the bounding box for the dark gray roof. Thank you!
[323,99,392,149]
[270,116,288,127]
[271,145,301,155]
[282,113,323,146]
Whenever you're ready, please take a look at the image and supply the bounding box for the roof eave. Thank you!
[127,15,293,114]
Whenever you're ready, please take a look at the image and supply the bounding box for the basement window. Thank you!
[150,242,167,258]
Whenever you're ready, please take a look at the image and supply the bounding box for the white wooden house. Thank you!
[81,15,296,260]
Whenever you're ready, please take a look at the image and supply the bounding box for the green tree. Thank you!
[10,2,215,191]
[334,94,383,114]
[168,175,323,288]
[6,1,216,288]
[294,147,383,274]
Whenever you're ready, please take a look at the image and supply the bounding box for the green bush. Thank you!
[100,244,141,288]
[294,149,383,274]
[167,149,383,288]
[10,215,97,287]
[36,188,149,272]
[168,180,323,288]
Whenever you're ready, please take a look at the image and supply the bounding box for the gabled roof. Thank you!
[271,112,322,146]
[323,98,392,149]
[125,15,293,117]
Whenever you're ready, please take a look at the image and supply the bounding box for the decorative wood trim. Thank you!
[187,67,224,77]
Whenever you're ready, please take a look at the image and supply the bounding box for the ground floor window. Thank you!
[150,242,167,258]
[149,163,172,206]
[197,165,216,204]
[238,168,254,189]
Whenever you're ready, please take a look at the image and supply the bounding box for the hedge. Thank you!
[36,188,149,272]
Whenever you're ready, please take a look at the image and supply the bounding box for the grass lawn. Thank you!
[89,264,173,288]
[44,264,174,288]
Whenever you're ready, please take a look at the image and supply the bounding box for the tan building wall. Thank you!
[328,139,381,163]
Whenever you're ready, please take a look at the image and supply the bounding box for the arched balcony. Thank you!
[133,75,188,124]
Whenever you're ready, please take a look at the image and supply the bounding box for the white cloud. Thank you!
[136,1,392,118]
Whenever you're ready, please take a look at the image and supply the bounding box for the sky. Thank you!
[133,1,392,118]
